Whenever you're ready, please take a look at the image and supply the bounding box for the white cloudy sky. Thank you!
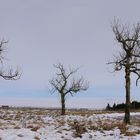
[0,0,140,108]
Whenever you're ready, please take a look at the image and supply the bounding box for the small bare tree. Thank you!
[0,40,21,80]
[49,63,89,115]
[108,20,140,124]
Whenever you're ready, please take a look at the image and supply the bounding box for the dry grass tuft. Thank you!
[124,131,136,136]
[34,136,40,140]
[14,126,21,129]
[70,120,87,138]
[31,126,40,131]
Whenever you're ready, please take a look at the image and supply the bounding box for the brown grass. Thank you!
[14,126,21,129]
[34,136,40,140]
[31,126,40,131]
[69,120,87,138]
[124,131,136,136]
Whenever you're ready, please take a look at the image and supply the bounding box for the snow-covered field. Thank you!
[0,108,140,140]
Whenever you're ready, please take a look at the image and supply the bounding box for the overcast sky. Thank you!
[0,0,140,108]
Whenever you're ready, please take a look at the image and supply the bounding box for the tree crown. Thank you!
[109,21,140,85]
[49,63,89,96]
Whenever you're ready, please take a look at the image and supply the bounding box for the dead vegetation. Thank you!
[0,107,140,138]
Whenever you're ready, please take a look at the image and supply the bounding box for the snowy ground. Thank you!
[0,108,140,140]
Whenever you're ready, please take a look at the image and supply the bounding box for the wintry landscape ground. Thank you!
[0,108,140,140]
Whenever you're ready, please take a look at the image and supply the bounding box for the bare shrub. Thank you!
[70,120,87,138]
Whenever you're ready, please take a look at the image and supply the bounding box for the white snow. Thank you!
[0,108,140,140]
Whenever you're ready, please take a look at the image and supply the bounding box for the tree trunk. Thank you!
[124,67,131,124]
[61,94,65,115]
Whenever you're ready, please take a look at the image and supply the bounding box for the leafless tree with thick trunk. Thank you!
[0,39,21,80]
[49,63,89,115]
[108,20,140,124]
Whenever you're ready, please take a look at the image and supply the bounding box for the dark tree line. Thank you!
[106,101,140,110]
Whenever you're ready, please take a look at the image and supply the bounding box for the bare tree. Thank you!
[0,39,21,80]
[49,63,89,115]
[108,20,140,124]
